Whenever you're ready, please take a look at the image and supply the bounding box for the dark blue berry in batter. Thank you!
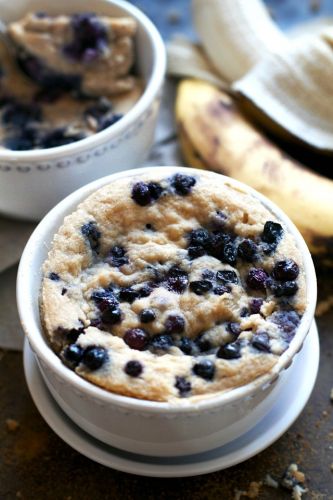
[188,245,206,259]
[213,285,230,295]
[175,376,191,396]
[238,239,258,262]
[273,259,299,282]
[195,336,212,352]
[82,345,108,370]
[81,221,101,252]
[252,332,271,352]
[249,298,264,314]
[49,272,60,281]
[188,228,211,248]
[119,287,139,303]
[165,267,189,294]
[217,342,241,360]
[63,343,84,367]
[216,270,238,285]
[177,337,196,355]
[150,334,173,351]
[226,322,241,337]
[131,181,163,206]
[171,173,196,195]
[124,328,149,350]
[107,246,128,267]
[271,281,298,297]
[165,314,185,334]
[192,359,215,380]
[139,308,156,323]
[246,268,268,290]
[262,221,283,245]
[101,306,122,325]
[124,360,143,377]
[190,280,213,295]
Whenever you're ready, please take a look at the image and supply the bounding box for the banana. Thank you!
[192,0,287,82]
[175,79,333,260]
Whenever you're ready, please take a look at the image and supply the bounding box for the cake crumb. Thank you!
[281,464,308,499]
[264,474,279,489]
[330,388,333,402]
[322,410,328,417]
[6,418,20,433]
[234,481,262,499]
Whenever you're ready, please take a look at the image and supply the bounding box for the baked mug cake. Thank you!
[0,12,142,150]
[40,170,306,402]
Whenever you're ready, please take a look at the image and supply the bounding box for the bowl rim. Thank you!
[17,166,317,414]
[0,0,166,161]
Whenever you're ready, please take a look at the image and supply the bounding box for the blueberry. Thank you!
[220,242,237,265]
[213,285,230,295]
[139,308,156,323]
[91,289,118,311]
[150,334,173,351]
[246,268,268,290]
[188,245,206,259]
[119,287,139,304]
[208,231,231,258]
[49,272,60,281]
[124,329,149,351]
[201,269,215,280]
[217,342,241,359]
[211,210,227,229]
[271,281,299,297]
[195,336,212,352]
[131,181,163,206]
[188,228,211,248]
[252,332,271,352]
[192,359,215,380]
[177,337,196,355]
[81,221,101,252]
[238,239,258,262]
[249,298,264,314]
[190,280,213,295]
[171,173,196,195]
[40,127,86,148]
[4,135,35,151]
[273,260,299,282]
[164,267,189,294]
[270,310,300,341]
[107,245,128,267]
[216,270,238,285]
[18,53,82,90]
[145,223,155,231]
[165,314,185,334]
[147,182,163,200]
[175,376,191,396]
[84,99,112,120]
[240,307,249,317]
[56,326,85,344]
[63,343,84,367]
[64,13,108,62]
[131,182,152,206]
[136,284,154,298]
[226,322,241,337]
[124,360,143,377]
[262,221,283,245]
[82,345,108,370]
[101,306,122,324]
[2,102,42,126]
[98,113,122,131]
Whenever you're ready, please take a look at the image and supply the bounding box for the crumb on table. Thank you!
[5,418,20,433]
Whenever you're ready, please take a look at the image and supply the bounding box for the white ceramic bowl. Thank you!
[17,166,317,457]
[0,0,166,221]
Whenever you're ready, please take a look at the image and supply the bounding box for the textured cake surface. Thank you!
[40,170,307,402]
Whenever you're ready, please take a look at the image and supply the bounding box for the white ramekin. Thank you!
[0,0,166,221]
[17,166,317,457]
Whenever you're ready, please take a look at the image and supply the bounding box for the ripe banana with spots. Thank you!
[175,79,333,261]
